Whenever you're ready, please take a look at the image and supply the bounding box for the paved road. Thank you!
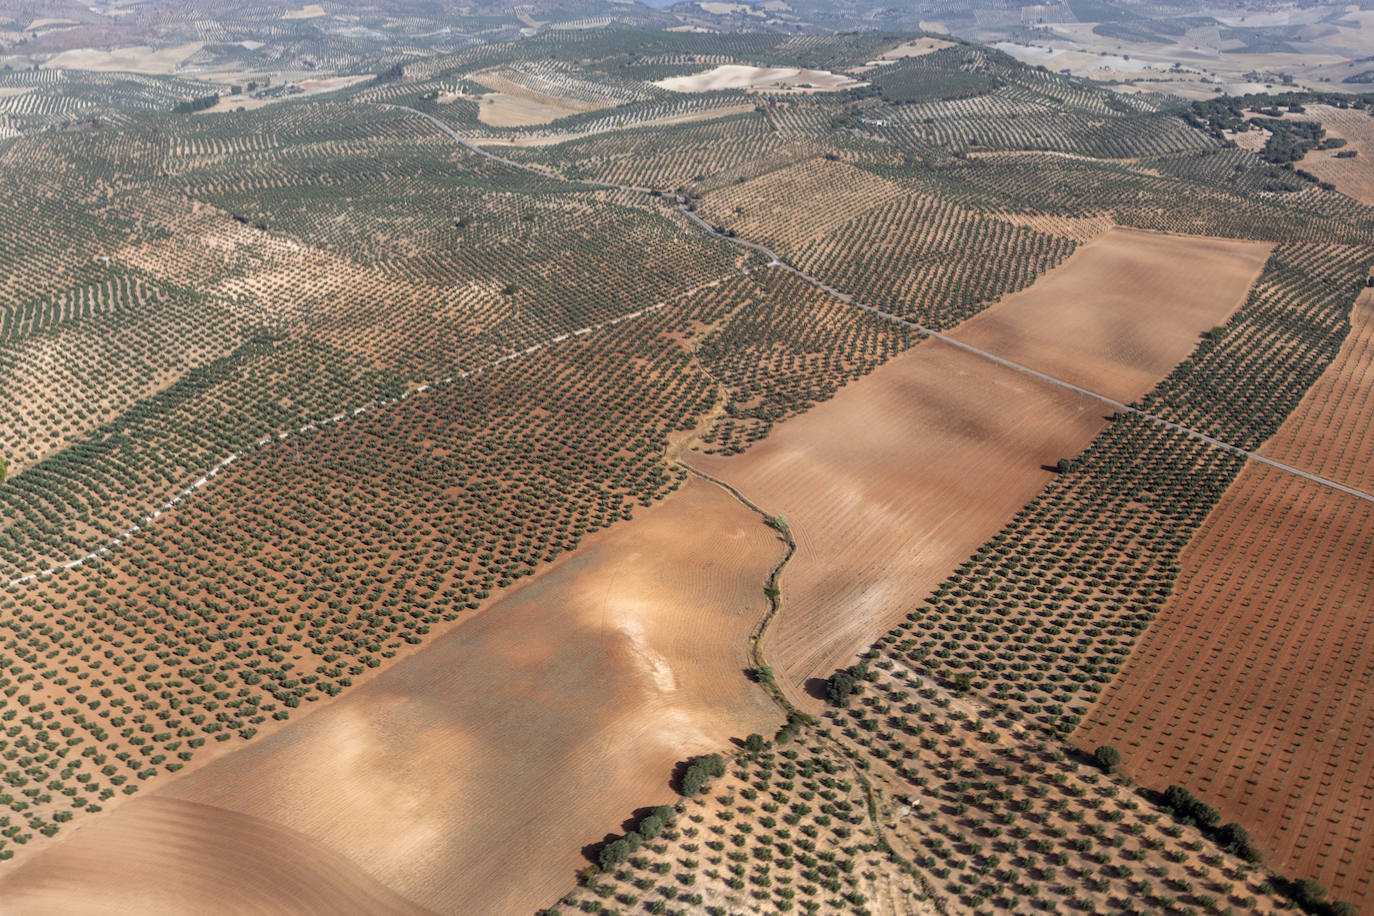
[395,100,1373,509]
[12,104,1366,591]
[675,207,1374,505]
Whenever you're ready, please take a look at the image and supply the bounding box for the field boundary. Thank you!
[388,102,1374,507]
[3,271,744,590]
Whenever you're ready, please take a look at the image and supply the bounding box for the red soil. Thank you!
[1079,465,1374,908]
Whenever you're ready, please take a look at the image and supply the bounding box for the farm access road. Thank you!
[387,104,1374,508]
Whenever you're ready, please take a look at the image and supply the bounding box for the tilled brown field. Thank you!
[951,229,1272,403]
[689,339,1109,711]
[0,797,425,915]
[1078,465,1374,909]
[0,477,782,914]
[688,229,1271,711]
[1261,287,1374,493]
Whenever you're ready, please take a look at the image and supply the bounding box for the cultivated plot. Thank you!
[950,229,1272,404]
[1078,466,1374,910]
[4,478,783,914]
[1261,286,1374,493]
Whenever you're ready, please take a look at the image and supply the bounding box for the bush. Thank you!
[681,754,725,796]
[1092,745,1122,774]
[1216,822,1261,863]
[826,670,858,707]
[1162,784,1219,827]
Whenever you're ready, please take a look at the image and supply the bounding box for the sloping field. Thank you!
[1078,281,1374,909]
[0,797,424,915]
[952,229,1272,403]
[689,340,1107,708]
[1260,287,1374,492]
[1299,105,1374,207]
[688,231,1271,707]
[654,64,862,93]
[470,70,608,127]
[1078,466,1374,909]
[0,477,781,914]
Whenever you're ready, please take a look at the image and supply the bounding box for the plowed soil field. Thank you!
[952,228,1271,403]
[689,231,1270,708]
[0,797,425,915]
[1078,466,1374,909]
[689,340,1109,709]
[0,477,782,915]
[1079,276,1374,910]
[1261,287,1374,492]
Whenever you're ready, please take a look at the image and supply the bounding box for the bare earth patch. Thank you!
[41,42,204,74]
[282,3,326,19]
[0,797,425,915]
[8,478,782,914]
[1298,104,1374,206]
[470,70,608,127]
[1080,275,1374,911]
[852,36,958,72]
[689,339,1108,710]
[1078,466,1374,911]
[654,64,864,94]
[952,228,1272,403]
[688,230,1270,709]
[478,103,757,146]
[1261,286,1374,492]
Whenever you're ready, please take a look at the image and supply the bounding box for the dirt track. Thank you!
[0,477,782,914]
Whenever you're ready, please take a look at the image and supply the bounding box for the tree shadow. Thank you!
[804,677,829,701]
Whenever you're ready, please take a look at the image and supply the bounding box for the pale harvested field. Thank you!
[654,64,863,93]
[470,71,607,127]
[200,75,372,114]
[879,37,956,59]
[952,229,1272,403]
[282,3,326,18]
[1078,466,1374,910]
[0,797,425,915]
[1262,287,1374,492]
[478,103,756,146]
[1298,105,1374,206]
[10,477,782,914]
[852,36,958,72]
[41,42,204,74]
[690,340,1108,709]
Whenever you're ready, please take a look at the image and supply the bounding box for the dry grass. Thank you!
[41,43,204,75]
[470,70,609,127]
[1299,105,1374,206]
